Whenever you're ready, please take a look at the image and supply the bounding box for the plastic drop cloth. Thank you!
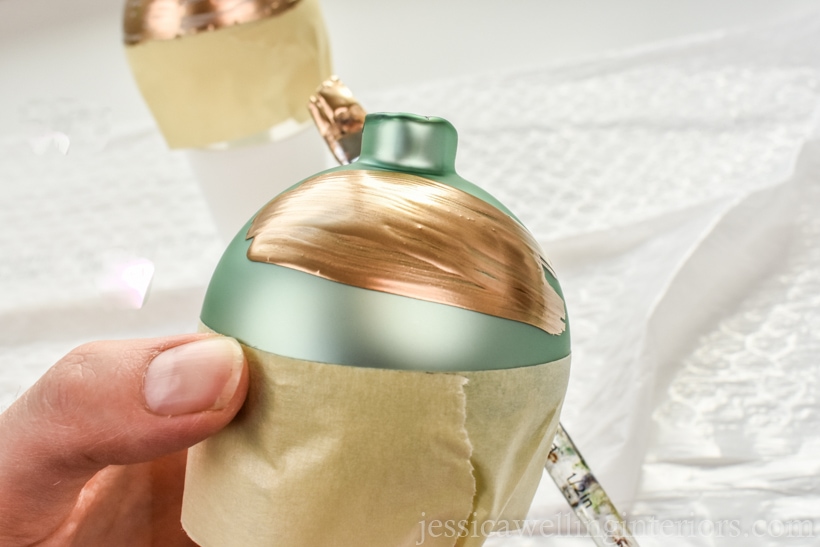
[2,11,820,547]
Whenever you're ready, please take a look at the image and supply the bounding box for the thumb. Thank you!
[0,334,247,540]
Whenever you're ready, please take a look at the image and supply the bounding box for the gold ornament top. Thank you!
[246,169,566,335]
[123,0,302,45]
[308,76,367,165]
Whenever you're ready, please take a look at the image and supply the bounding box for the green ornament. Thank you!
[200,112,570,371]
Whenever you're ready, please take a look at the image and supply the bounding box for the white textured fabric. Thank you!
[2,11,820,547]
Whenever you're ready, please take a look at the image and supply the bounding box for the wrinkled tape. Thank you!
[182,342,570,546]
[124,0,332,149]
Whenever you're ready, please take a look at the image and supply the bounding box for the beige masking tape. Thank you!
[124,0,332,149]
[182,333,570,546]
[458,362,569,545]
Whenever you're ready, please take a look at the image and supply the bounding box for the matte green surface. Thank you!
[200,113,570,371]
[355,113,519,219]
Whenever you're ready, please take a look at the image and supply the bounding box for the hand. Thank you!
[0,334,248,546]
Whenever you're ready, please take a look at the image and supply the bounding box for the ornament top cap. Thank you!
[358,113,458,176]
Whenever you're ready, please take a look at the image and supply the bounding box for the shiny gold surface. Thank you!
[246,170,566,335]
[124,0,302,45]
[308,76,367,164]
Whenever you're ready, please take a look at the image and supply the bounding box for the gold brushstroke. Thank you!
[124,0,302,45]
[246,170,566,335]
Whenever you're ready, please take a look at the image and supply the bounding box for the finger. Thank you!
[0,334,248,542]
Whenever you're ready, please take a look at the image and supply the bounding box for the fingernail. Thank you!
[144,337,244,415]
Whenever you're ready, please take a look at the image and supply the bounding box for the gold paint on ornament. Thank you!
[124,0,302,45]
[246,170,566,335]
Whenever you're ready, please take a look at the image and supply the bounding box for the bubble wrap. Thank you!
[3,11,820,547]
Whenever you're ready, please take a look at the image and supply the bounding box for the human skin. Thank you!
[0,334,249,546]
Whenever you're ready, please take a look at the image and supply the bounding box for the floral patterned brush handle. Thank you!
[545,424,640,546]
